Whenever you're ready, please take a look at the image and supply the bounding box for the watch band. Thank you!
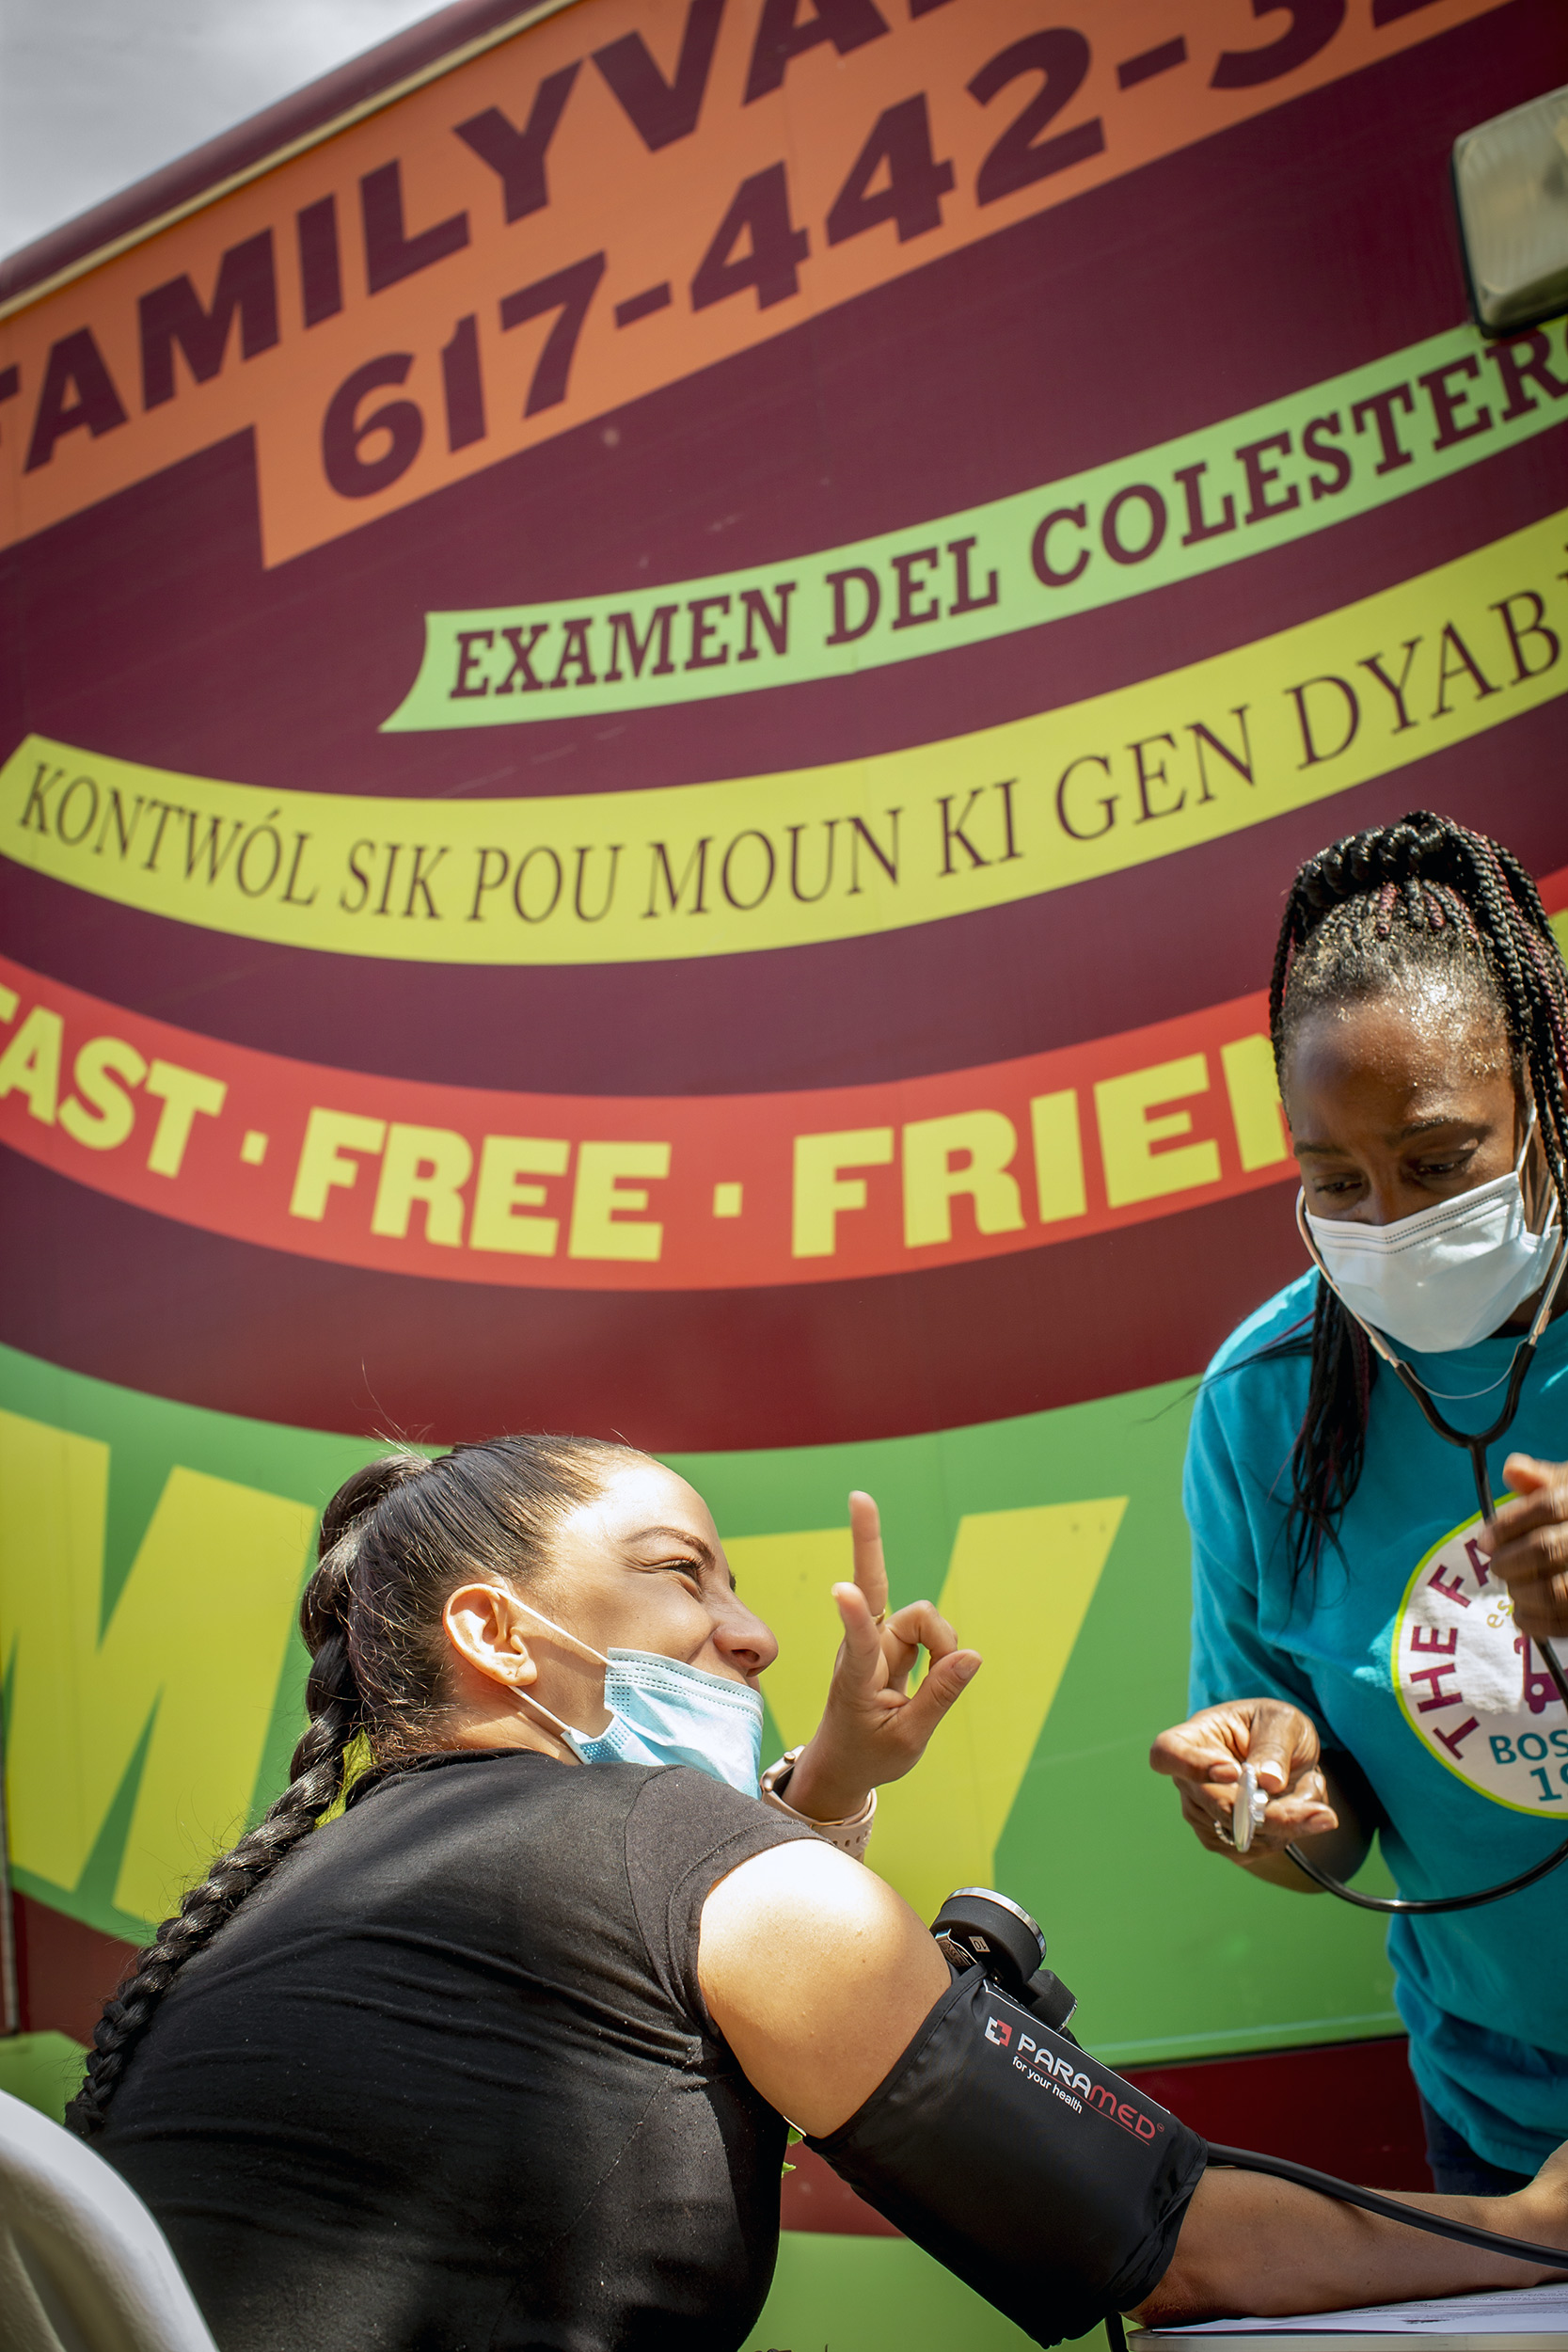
[760,1749,876,1861]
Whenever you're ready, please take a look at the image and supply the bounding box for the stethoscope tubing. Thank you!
[1280,1227,1568,1914]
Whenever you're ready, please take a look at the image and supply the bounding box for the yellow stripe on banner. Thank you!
[3,511,1565,964]
[869,1500,1126,1926]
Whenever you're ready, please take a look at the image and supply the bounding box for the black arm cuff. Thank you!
[807,1971,1207,2347]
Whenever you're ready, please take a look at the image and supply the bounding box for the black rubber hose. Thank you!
[1283,1819,1568,1913]
[1280,1636,1568,1915]
[1207,2145,1568,2269]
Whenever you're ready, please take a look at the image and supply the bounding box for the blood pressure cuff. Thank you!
[806,1971,1207,2347]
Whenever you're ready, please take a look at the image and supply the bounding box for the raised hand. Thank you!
[781,1491,981,1826]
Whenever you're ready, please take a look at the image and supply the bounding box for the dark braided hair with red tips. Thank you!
[1262,811,1568,1583]
[66,1431,641,2138]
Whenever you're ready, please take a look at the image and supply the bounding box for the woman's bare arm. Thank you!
[1139,2159,1568,2325]
[701,1843,1568,2319]
[699,1839,950,2134]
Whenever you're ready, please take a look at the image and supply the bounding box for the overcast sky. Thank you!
[0,0,443,262]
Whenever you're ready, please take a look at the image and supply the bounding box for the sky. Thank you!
[0,0,444,262]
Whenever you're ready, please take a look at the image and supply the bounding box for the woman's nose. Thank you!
[710,1596,779,1677]
[1357,1170,1410,1227]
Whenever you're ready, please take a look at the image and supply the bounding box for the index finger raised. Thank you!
[848,1490,890,1621]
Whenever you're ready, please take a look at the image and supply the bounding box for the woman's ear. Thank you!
[444,1582,539,1690]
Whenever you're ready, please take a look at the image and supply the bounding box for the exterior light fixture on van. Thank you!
[1454,83,1568,335]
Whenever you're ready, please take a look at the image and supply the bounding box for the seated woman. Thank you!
[74,1438,1568,2352]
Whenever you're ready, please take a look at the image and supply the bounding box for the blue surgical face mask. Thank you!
[507,1600,764,1799]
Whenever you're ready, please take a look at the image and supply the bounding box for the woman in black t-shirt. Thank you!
[71,1437,1568,2351]
[73,1437,984,2352]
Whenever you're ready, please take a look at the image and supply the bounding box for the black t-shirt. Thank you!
[95,1750,815,2352]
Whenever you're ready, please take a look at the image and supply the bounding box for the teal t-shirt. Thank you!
[1187,1271,1568,2174]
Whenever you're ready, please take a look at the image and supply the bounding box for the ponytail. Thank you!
[68,1435,635,2136]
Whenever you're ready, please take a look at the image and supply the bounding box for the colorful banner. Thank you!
[0,952,1297,1286]
[386,319,1568,728]
[4,851,1561,1295]
[8,506,1568,961]
[0,0,1506,564]
[0,1338,1398,2063]
[4,10,1568,2342]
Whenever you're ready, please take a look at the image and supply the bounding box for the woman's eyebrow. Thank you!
[1294,1116,1475,1155]
[1386,1114,1478,1143]
[628,1525,717,1566]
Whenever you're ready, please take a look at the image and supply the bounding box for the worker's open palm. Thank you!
[1150,1697,1338,1858]
[782,1491,981,1826]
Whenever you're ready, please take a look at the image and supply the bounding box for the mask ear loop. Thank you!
[1515,1100,1539,1176]
[1295,1193,1400,1378]
[507,1684,590,1751]
[1514,1098,1562,1247]
[509,1596,613,1674]
[497,1597,616,1753]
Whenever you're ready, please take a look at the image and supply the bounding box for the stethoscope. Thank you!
[1275,1200,1568,1914]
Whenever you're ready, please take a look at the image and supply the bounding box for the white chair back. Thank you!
[0,2084,218,2352]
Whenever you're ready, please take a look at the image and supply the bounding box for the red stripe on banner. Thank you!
[4,869,1565,1297]
[12,1893,136,2050]
[780,2146,900,2239]
[1120,2039,1431,2195]
[0,1165,1380,1448]
[0,951,1294,1292]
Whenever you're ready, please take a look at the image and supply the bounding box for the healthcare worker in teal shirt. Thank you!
[1153,811,1568,2196]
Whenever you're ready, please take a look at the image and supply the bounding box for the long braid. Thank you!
[66,1432,641,2137]
[1264,812,1568,1583]
[63,1457,422,2137]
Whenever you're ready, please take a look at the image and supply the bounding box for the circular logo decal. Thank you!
[1394,1507,1568,1815]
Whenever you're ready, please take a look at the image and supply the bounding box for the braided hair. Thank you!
[1265,810,1568,1582]
[66,1431,641,2137]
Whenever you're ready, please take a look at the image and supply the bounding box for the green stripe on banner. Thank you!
[0,1340,1395,2067]
[384,319,1568,730]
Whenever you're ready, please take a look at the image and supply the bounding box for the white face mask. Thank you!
[1302,1113,1561,1355]
[502,1598,764,1799]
